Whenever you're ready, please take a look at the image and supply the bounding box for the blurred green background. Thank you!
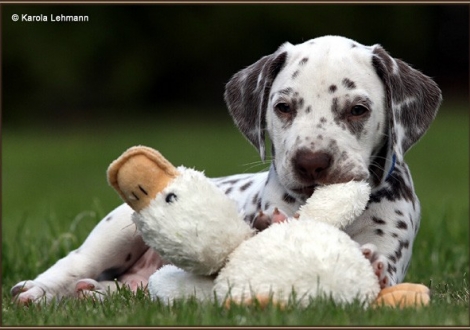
[2,4,468,286]
[2,4,468,127]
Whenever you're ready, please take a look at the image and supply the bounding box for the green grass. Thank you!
[2,107,469,326]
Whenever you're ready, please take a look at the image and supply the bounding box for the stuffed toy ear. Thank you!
[107,146,180,211]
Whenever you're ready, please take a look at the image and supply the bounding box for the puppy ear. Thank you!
[371,45,442,178]
[224,44,290,160]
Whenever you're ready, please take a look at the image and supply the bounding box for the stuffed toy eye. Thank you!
[165,193,177,204]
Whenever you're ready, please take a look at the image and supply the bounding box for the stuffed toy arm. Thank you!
[297,180,371,229]
[107,146,255,275]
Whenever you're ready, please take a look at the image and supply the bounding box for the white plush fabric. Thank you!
[148,265,214,303]
[297,181,372,229]
[133,166,254,275]
[213,220,380,306]
[144,173,379,306]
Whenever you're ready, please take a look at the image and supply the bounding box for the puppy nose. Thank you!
[294,150,332,182]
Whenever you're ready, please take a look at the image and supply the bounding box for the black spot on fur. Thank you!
[223,179,240,185]
[393,240,410,262]
[225,187,233,195]
[339,151,349,161]
[244,214,255,224]
[282,193,297,204]
[369,166,415,207]
[299,57,308,65]
[386,167,415,204]
[387,263,397,276]
[329,85,337,93]
[374,229,384,236]
[342,78,356,89]
[279,87,293,96]
[396,220,408,230]
[106,216,113,221]
[395,247,402,260]
[395,209,404,216]
[372,216,386,225]
[331,97,339,115]
[408,213,414,226]
[240,181,253,191]
[292,70,299,79]
[252,193,259,205]
[402,240,410,249]
[306,106,311,114]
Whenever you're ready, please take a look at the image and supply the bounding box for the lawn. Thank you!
[2,106,468,326]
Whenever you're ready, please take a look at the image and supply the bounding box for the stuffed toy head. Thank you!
[108,146,254,276]
[108,146,430,309]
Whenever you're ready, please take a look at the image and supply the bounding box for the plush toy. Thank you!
[107,146,430,309]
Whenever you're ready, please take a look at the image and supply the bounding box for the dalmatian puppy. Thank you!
[11,35,441,304]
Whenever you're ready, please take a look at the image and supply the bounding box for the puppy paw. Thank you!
[252,208,289,232]
[11,280,54,305]
[360,243,390,289]
[75,279,111,301]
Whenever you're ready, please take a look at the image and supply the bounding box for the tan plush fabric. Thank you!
[374,283,430,308]
[107,146,180,211]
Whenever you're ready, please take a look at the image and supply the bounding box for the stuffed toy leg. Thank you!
[108,146,430,308]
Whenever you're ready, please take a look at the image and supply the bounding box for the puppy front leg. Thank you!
[11,203,147,304]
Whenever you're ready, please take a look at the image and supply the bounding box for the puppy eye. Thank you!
[275,102,291,114]
[350,105,368,116]
[165,193,177,204]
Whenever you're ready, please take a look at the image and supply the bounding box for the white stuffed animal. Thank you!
[108,146,430,309]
